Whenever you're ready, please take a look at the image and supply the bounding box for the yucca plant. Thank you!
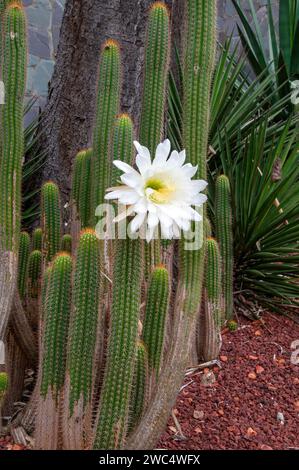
[218,117,299,315]
[232,0,299,104]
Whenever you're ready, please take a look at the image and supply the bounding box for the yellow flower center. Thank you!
[145,177,174,204]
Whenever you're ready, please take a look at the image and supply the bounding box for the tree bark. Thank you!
[41,0,182,212]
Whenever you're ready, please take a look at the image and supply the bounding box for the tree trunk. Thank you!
[41,0,182,212]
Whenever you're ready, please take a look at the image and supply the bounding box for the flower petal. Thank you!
[153,139,171,167]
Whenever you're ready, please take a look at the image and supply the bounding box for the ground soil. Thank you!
[159,313,299,450]
[1,312,298,450]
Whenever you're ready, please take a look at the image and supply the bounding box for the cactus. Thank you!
[215,175,234,320]
[0,3,27,251]
[0,372,8,401]
[142,265,169,378]
[139,2,170,273]
[93,109,142,449]
[126,1,217,450]
[202,238,222,361]
[32,228,42,251]
[17,231,30,298]
[41,182,61,262]
[128,341,148,432]
[61,234,72,254]
[91,40,121,223]
[72,149,92,228]
[28,250,42,299]
[111,115,134,186]
[35,253,72,449]
[40,253,72,397]
[0,2,27,339]
[63,229,100,449]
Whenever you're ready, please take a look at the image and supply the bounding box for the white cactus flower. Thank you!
[105,139,208,241]
[290,80,299,105]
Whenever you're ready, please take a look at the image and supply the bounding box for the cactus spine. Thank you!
[28,250,42,299]
[63,229,100,449]
[32,228,42,251]
[139,2,170,272]
[17,231,30,298]
[215,175,233,320]
[35,253,72,449]
[129,341,148,432]
[203,238,222,360]
[142,265,169,378]
[61,234,72,254]
[72,149,92,228]
[91,40,121,222]
[93,111,142,449]
[41,182,61,262]
[0,3,27,251]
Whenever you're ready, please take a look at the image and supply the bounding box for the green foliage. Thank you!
[91,40,121,222]
[142,266,169,377]
[219,117,299,313]
[18,231,30,298]
[41,182,61,262]
[232,0,299,104]
[0,3,27,251]
[67,229,100,414]
[215,175,234,320]
[129,341,148,432]
[28,249,42,299]
[32,228,42,251]
[72,149,92,228]
[61,234,72,254]
[40,253,72,398]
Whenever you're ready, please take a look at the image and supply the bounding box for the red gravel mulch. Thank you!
[159,312,299,450]
[1,313,298,450]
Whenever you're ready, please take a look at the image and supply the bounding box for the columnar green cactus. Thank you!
[215,175,233,320]
[41,182,61,262]
[111,115,134,186]
[32,228,42,251]
[91,40,121,222]
[128,341,148,432]
[203,238,222,360]
[0,372,8,401]
[17,231,30,298]
[139,2,170,272]
[180,0,217,313]
[40,253,72,398]
[63,229,100,449]
[61,234,72,254]
[93,236,142,449]
[28,250,42,299]
[0,3,27,251]
[35,253,72,449]
[142,265,169,378]
[139,2,170,154]
[72,149,92,228]
[93,111,142,450]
